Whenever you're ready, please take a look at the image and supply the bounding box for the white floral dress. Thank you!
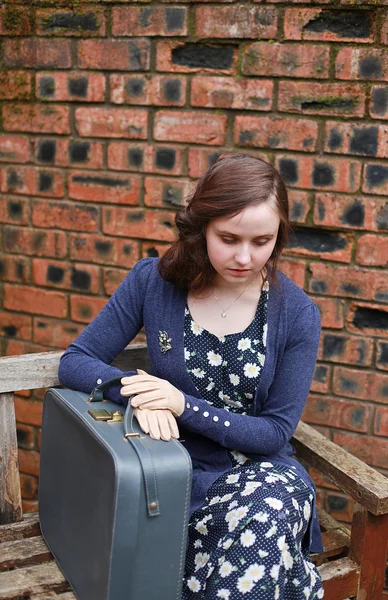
[182,283,324,599]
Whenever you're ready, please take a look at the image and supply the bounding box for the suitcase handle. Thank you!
[89,376,161,518]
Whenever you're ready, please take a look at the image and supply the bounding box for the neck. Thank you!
[212,271,262,295]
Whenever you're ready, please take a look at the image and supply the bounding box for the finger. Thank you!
[133,408,150,434]
[166,411,179,439]
[137,369,149,376]
[130,391,166,406]
[145,410,161,440]
[154,410,171,442]
[121,384,159,398]
[121,381,160,395]
[135,399,179,417]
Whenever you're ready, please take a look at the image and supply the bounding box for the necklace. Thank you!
[212,277,256,319]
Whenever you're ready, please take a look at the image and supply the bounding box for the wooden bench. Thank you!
[1,347,388,600]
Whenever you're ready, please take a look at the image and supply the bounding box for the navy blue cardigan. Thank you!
[58,258,323,552]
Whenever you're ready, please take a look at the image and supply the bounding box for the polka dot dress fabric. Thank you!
[182,282,324,599]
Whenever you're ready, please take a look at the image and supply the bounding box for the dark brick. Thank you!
[47,265,64,284]
[171,44,235,70]
[140,8,154,29]
[8,201,23,218]
[95,240,112,254]
[339,374,358,394]
[163,79,181,102]
[126,211,143,222]
[71,267,91,291]
[7,170,22,190]
[312,163,334,187]
[126,78,144,97]
[328,129,343,151]
[37,140,56,164]
[327,495,348,512]
[155,148,176,171]
[301,98,356,111]
[310,280,328,294]
[42,12,99,32]
[68,77,88,98]
[165,7,185,33]
[365,165,388,188]
[128,40,147,71]
[0,260,5,276]
[279,159,298,184]
[341,283,361,296]
[239,131,254,145]
[304,11,371,39]
[128,148,143,168]
[146,247,159,257]
[377,203,388,230]
[377,342,388,367]
[314,365,328,383]
[163,185,183,207]
[16,261,25,279]
[371,87,388,116]
[3,325,17,337]
[72,175,129,188]
[290,226,347,254]
[353,307,388,330]
[290,202,304,221]
[351,407,366,428]
[123,244,132,255]
[349,127,378,156]
[39,76,55,98]
[39,172,53,192]
[359,57,382,79]
[208,152,222,167]
[341,201,365,227]
[317,198,325,221]
[322,334,346,359]
[69,141,90,163]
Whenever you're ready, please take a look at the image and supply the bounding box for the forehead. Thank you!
[212,203,280,234]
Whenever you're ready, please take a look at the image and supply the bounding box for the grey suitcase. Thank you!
[39,378,192,600]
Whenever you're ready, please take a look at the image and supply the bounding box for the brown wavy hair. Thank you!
[158,153,290,291]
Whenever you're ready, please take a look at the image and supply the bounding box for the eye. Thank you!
[253,239,270,247]
[221,237,236,244]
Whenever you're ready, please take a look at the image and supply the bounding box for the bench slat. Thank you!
[0,513,40,543]
[0,536,52,571]
[318,557,360,599]
[0,393,22,525]
[0,561,70,600]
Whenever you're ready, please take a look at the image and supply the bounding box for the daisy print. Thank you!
[191,321,203,336]
[192,368,206,379]
[244,363,260,378]
[237,338,251,351]
[237,575,254,594]
[217,590,230,599]
[187,576,201,592]
[257,352,265,367]
[229,373,240,386]
[246,563,265,582]
[240,529,256,547]
[219,561,234,578]
[263,323,268,347]
[226,473,240,484]
[184,347,191,360]
[207,350,222,366]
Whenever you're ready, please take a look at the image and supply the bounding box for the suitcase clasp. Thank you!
[88,409,124,423]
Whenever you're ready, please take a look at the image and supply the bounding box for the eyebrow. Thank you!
[216,229,276,238]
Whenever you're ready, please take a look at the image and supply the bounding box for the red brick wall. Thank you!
[0,2,387,528]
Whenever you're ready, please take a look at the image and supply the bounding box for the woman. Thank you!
[59,154,324,599]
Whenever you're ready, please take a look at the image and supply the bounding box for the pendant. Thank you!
[221,312,227,318]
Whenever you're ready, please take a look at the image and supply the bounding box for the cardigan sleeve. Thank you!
[177,302,321,455]
[58,258,154,403]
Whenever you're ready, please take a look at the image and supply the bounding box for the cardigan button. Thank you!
[193,406,199,412]
[224,421,230,427]
[186,402,190,409]
[203,411,209,417]
[97,378,102,385]
[213,416,219,422]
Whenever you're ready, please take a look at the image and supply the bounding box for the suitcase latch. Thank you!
[88,409,124,423]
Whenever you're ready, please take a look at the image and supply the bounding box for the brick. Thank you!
[382,17,388,45]
[309,263,388,302]
[103,268,128,296]
[70,233,139,268]
[0,254,30,284]
[370,86,388,120]
[110,74,186,107]
[326,492,354,524]
[4,39,71,68]
[377,340,388,371]
[144,176,192,209]
[284,8,375,43]
[333,366,388,404]
[14,397,43,427]
[278,257,305,288]
[4,284,68,318]
[196,6,277,39]
[75,107,148,139]
[303,394,371,433]
[32,200,99,232]
[235,115,317,152]
[192,76,273,111]
[156,41,238,75]
[141,242,171,259]
[312,297,344,329]
[35,138,104,170]
[68,170,141,205]
[332,431,388,470]
[318,332,373,367]
[324,121,388,159]
[310,363,330,393]
[17,427,35,452]
[1,166,65,198]
[78,39,150,71]
[356,234,388,267]
[20,474,38,500]
[154,110,226,145]
[36,7,106,36]
[36,72,106,102]
[336,48,388,81]
[347,302,388,337]
[3,226,67,259]
[70,295,107,323]
[0,311,32,340]
[187,147,269,180]
[0,196,29,226]
[0,135,30,163]
[112,6,187,36]
[363,162,388,196]
[275,154,362,193]
[103,208,176,242]
[18,449,40,477]
[286,226,352,263]
[374,406,388,437]
[0,6,31,35]
[278,81,366,117]
[33,317,84,349]
[288,190,311,223]
[108,142,184,176]
[32,258,100,294]
[22,499,39,514]
[3,104,70,135]
[5,339,51,357]
[0,71,31,100]
[314,193,388,231]
[242,43,329,78]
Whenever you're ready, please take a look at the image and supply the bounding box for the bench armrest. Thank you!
[292,421,388,516]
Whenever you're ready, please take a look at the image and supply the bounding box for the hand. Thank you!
[121,370,185,417]
[133,408,179,441]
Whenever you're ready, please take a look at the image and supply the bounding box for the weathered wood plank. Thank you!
[317,507,350,535]
[349,504,388,599]
[0,536,52,571]
[0,513,40,543]
[0,562,70,599]
[0,345,149,394]
[292,421,388,515]
[318,557,360,599]
[0,393,22,525]
[30,594,76,600]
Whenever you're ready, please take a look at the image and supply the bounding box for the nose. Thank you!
[234,245,251,266]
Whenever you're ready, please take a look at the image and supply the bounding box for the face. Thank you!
[205,202,280,288]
